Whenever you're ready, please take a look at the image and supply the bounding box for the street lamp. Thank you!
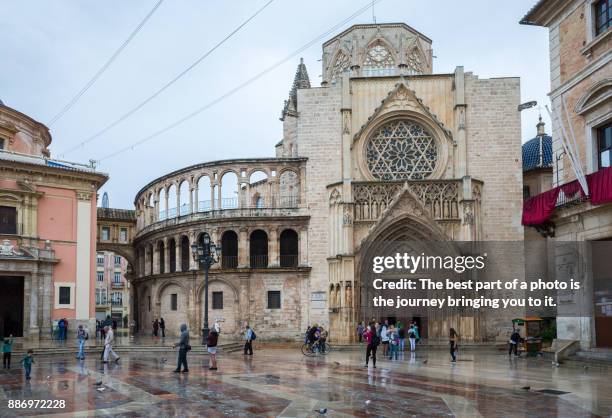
[191,232,220,344]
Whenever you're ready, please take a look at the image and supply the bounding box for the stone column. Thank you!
[193,187,199,213]
[189,231,198,271]
[152,243,159,275]
[28,272,39,340]
[176,183,180,217]
[42,272,52,339]
[175,236,182,272]
[238,227,249,268]
[269,227,279,267]
[144,247,150,276]
[210,180,216,210]
[189,186,194,214]
[454,66,467,178]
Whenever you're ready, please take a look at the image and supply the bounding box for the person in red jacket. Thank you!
[363,323,380,368]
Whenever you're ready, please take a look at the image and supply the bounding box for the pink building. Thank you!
[0,101,107,340]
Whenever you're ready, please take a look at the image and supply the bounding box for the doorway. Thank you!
[0,276,24,337]
[592,240,612,347]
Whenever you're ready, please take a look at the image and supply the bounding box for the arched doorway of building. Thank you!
[221,230,238,268]
[249,230,268,268]
[279,229,298,267]
[355,215,457,342]
[180,236,190,272]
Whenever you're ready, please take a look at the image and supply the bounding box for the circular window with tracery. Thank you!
[365,119,437,180]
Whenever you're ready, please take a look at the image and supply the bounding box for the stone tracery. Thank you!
[363,43,396,76]
[330,50,351,83]
[365,119,437,180]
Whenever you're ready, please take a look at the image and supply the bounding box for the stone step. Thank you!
[11,343,243,357]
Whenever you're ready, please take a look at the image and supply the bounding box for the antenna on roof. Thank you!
[372,0,376,23]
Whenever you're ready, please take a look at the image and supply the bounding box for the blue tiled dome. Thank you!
[523,135,552,172]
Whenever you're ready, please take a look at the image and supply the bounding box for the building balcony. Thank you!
[522,167,612,227]
[137,201,308,238]
[111,281,124,288]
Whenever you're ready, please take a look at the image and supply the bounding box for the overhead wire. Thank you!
[59,0,276,157]
[96,0,385,163]
[48,0,165,126]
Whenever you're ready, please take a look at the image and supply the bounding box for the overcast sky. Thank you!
[1,0,550,208]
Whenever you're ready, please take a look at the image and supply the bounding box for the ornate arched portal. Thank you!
[354,214,473,342]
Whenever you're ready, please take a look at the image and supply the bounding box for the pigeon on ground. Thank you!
[422,360,428,364]
[521,386,531,390]
[96,387,105,392]
[365,400,372,405]
[94,380,103,386]
[314,408,327,415]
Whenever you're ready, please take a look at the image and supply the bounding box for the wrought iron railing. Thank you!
[279,254,298,267]
[249,255,268,268]
[221,255,238,269]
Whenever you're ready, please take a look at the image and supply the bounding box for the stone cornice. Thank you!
[0,158,108,188]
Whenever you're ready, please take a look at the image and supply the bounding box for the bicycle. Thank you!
[301,340,331,356]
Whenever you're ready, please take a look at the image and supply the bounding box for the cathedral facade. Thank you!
[130,23,524,343]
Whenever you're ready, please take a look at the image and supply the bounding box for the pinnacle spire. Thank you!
[281,58,311,120]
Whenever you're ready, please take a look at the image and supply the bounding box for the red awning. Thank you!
[522,167,612,226]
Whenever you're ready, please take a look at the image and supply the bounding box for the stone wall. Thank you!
[296,86,343,328]
[465,74,523,241]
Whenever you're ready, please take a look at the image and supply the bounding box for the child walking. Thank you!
[21,350,35,380]
[3,335,13,368]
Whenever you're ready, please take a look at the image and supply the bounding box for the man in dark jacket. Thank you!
[509,329,521,356]
[173,324,189,373]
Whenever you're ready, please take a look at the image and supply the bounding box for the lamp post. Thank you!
[191,233,220,345]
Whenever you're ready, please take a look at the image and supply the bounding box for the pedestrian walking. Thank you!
[76,325,88,360]
[3,335,13,369]
[363,324,380,368]
[356,322,364,343]
[58,318,66,341]
[388,325,399,360]
[398,325,406,351]
[408,324,417,352]
[509,328,520,357]
[102,326,120,363]
[244,325,255,355]
[160,318,166,338]
[449,328,459,363]
[153,319,159,337]
[380,321,389,356]
[207,329,219,370]
[173,324,190,373]
[20,350,34,380]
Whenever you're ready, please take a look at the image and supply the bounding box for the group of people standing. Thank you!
[359,320,460,366]
[152,318,166,337]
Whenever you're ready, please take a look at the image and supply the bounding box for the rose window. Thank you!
[366,120,437,180]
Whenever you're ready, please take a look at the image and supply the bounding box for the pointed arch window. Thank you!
[406,48,424,75]
[330,51,351,84]
[363,43,396,77]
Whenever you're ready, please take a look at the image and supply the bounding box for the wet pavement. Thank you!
[0,347,610,417]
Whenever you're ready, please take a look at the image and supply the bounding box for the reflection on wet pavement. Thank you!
[0,348,609,417]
